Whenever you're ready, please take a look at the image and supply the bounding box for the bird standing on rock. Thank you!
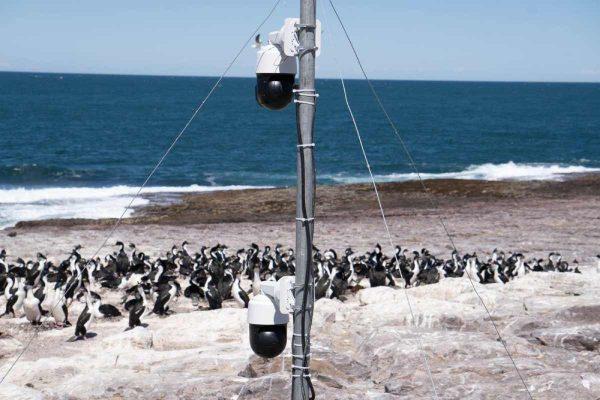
[68,292,95,341]
[23,285,42,325]
[232,270,250,308]
[126,285,149,331]
[0,241,590,347]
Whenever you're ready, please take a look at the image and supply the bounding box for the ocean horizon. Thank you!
[4,69,600,84]
[1,71,599,227]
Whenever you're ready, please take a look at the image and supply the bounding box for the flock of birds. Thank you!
[0,241,597,342]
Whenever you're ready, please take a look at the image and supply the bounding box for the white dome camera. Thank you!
[247,276,295,358]
[255,18,321,111]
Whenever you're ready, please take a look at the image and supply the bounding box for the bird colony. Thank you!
[1,241,596,340]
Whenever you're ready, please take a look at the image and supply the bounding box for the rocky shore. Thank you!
[1,175,599,399]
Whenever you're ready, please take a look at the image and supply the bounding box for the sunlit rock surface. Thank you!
[1,271,600,399]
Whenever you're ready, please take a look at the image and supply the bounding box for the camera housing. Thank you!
[247,278,294,358]
[254,18,322,111]
[255,43,297,111]
[249,323,287,358]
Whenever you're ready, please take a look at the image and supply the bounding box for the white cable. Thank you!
[327,1,533,398]
[339,75,440,400]
[317,2,439,398]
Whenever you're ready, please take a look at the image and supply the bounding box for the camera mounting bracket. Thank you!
[276,276,296,314]
[269,18,321,57]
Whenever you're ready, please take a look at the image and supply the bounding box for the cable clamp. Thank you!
[297,46,319,58]
[291,374,312,378]
[296,143,315,149]
[292,365,311,370]
[294,99,315,106]
[292,353,311,359]
[294,23,316,30]
[294,283,314,288]
[293,88,318,106]
[293,89,319,98]
[292,333,312,338]
[295,217,315,223]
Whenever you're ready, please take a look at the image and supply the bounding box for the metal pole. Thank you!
[292,0,316,399]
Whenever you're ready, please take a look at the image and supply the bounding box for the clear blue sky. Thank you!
[1,0,599,82]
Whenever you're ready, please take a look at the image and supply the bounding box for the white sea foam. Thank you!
[0,185,268,229]
[0,163,597,228]
[0,185,266,204]
[330,162,600,184]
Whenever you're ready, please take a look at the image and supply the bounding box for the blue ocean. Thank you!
[1,71,599,227]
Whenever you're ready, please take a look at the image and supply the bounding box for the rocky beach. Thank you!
[1,176,599,400]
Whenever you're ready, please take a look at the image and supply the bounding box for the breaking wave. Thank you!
[329,162,600,184]
[0,162,598,228]
[0,184,268,228]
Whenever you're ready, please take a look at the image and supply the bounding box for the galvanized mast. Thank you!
[291,0,317,398]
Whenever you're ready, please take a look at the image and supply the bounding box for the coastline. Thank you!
[9,173,600,229]
[1,175,600,399]
[1,173,598,262]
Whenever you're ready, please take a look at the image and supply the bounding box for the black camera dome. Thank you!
[249,323,287,358]
[255,74,295,111]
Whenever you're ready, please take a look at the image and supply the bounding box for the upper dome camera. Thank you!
[253,18,322,111]
[254,33,297,111]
